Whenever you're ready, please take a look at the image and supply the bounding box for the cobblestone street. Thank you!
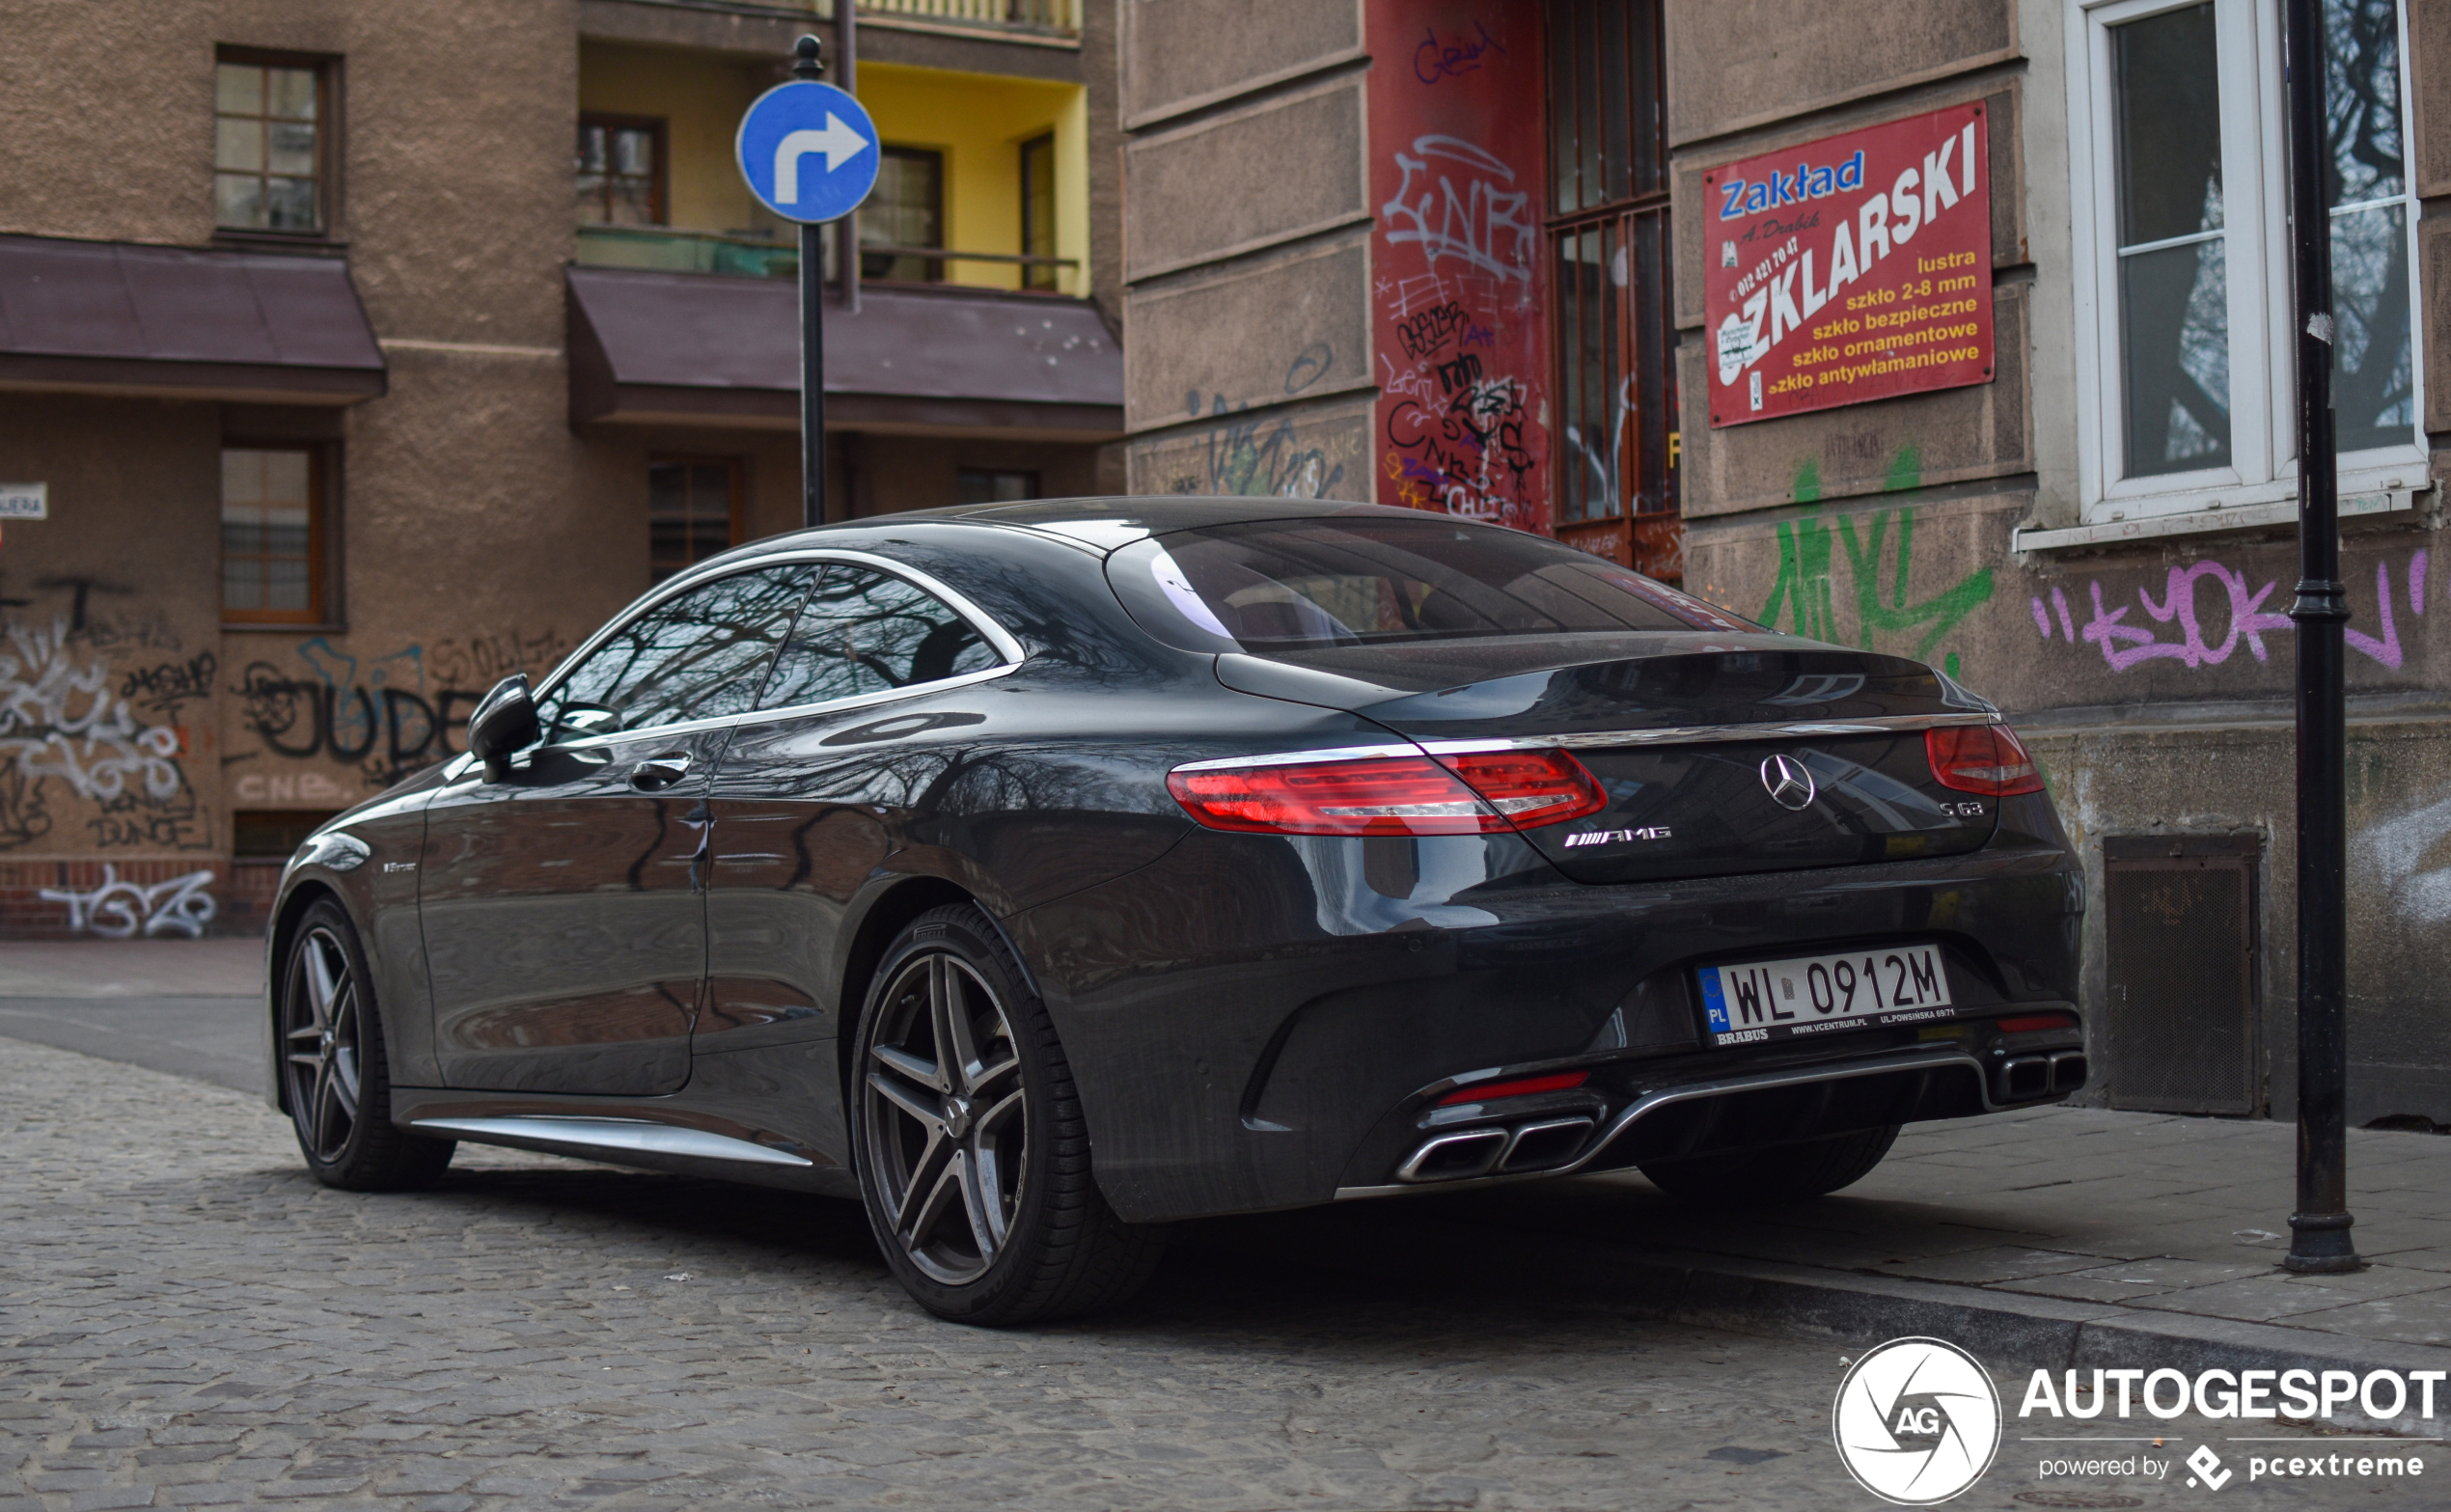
[7,1026,2443,1510]
[0,1034,1873,1511]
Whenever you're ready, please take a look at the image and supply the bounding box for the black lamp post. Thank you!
[793,34,827,531]
[2280,0,2361,1276]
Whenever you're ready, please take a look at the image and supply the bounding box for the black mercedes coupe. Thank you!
[265,498,2085,1324]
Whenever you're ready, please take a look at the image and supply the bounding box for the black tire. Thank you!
[1636,1123,1900,1206]
[849,904,1164,1325]
[278,899,455,1192]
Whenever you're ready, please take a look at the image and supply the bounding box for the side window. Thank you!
[541,565,812,740]
[757,565,998,710]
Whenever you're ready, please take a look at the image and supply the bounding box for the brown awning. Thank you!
[565,265,1122,437]
[0,234,386,404]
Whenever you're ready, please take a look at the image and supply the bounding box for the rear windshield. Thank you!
[1108,516,1753,653]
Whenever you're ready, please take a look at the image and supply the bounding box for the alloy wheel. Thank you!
[283,925,364,1164]
[861,952,1029,1285]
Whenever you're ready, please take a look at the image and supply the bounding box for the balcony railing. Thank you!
[858,0,1079,41]
[615,2,1079,41]
[575,225,1082,295]
[576,225,806,280]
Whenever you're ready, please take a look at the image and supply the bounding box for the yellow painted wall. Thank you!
[853,63,1087,295]
[578,41,784,237]
[577,48,1088,297]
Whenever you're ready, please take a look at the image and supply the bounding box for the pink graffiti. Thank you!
[2030,552,2428,673]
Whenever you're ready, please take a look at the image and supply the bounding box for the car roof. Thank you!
[708,495,1489,564]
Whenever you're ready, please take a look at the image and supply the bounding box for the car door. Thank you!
[419,564,813,1095]
[697,560,1013,1056]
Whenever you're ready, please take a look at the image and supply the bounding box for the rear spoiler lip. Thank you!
[1419,710,2000,756]
[1165,712,2003,775]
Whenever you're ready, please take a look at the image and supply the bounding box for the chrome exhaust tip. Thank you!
[1997,1055,2052,1101]
[1500,1116,1596,1173]
[1399,1116,1600,1184]
[2049,1050,2088,1094]
[1396,1128,1509,1183]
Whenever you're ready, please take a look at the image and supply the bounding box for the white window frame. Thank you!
[2065,0,2426,528]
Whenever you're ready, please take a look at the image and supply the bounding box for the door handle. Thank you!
[628,752,693,792]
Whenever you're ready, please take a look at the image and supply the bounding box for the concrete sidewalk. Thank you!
[0,937,264,998]
[1195,1103,2451,1407]
[0,938,265,1092]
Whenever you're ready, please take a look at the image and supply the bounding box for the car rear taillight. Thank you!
[1436,1070,1589,1106]
[1168,748,1606,837]
[1431,748,1610,827]
[1925,724,2045,796]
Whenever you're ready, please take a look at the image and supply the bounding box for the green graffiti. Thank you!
[1758,504,1994,665]
[1883,443,1923,492]
[1792,458,1823,503]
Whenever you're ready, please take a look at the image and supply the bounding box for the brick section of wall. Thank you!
[0,859,266,942]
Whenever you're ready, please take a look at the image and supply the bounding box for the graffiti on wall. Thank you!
[1166,346,1350,500]
[1756,504,1996,676]
[229,627,571,798]
[2031,551,2427,674]
[0,615,207,853]
[2357,787,2451,926]
[1366,2,1549,530]
[39,863,216,939]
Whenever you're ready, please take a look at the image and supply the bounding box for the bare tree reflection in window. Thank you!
[2323,0,2412,454]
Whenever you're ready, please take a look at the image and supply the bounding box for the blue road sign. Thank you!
[735,80,879,225]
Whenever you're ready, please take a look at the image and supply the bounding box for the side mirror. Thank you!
[466,674,540,782]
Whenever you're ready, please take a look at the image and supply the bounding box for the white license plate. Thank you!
[1697,945,1955,1046]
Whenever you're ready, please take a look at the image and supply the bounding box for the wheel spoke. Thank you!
[892,1127,954,1235]
[310,1063,339,1155]
[867,1070,949,1136]
[969,1130,1013,1250]
[933,957,983,1092]
[969,1050,1019,1097]
[870,1043,941,1090]
[974,1086,1025,1139]
[285,1051,322,1069]
[902,1147,965,1246]
[330,1050,360,1119]
[956,1145,1002,1260]
[301,937,340,1031]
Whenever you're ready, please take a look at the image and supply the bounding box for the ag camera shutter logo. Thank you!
[1833,1336,2002,1504]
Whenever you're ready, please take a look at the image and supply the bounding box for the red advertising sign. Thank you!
[1365,0,1550,531]
[1704,102,1992,427]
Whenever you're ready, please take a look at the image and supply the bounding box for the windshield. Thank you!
[1108,516,1753,653]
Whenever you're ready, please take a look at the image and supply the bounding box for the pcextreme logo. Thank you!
[1832,1337,2003,1504]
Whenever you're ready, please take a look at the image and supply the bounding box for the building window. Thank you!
[861,147,945,283]
[2068,0,2421,524]
[955,469,1038,505]
[222,447,325,623]
[214,52,331,234]
[649,458,742,582]
[1020,133,1058,291]
[1546,0,1680,581]
[577,115,665,226]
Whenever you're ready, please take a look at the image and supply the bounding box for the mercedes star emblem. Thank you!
[1761,753,1818,811]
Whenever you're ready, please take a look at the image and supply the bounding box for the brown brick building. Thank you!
[0,0,1121,938]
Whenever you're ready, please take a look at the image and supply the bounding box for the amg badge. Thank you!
[1563,825,1673,848]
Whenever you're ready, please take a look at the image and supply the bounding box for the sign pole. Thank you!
[736,33,876,530]
[2280,0,2359,1275]
[793,34,827,531]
